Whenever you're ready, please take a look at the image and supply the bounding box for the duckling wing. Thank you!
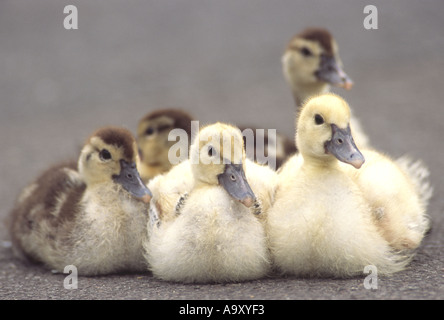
[341,149,431,250]
[9,161,86,263]
[245,159,278,217]
[147,160,193,222]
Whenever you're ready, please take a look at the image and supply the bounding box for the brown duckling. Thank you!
[9,126,152,275]
[136,108,194,183]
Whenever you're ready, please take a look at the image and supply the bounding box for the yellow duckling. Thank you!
[282,27,369,149]
[267,94,408,277]
[9,127,152,275]
[136,108,194,183]
[144,123,271,283]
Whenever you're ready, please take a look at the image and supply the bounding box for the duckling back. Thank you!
[9,162,84,265]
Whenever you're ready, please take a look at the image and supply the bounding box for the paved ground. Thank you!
[0,0,443,300]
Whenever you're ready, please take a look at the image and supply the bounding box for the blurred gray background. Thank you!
[0,0,443,300]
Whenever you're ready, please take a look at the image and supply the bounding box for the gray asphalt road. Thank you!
[1,0,443,300]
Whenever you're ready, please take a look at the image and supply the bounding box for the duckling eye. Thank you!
[145,127,154,136]
[230,174,236,181]
[208,146,216,157]
[301,47,313,57]
[314,114,324,125]
[99,149,112,161]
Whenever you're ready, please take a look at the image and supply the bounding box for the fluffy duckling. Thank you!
[136,108,193,183]
[9,127,152,275]
[282,27,369,149]
[267,93,408,277]
[340,147,432,250]
[283,28,431,249]
[145,123,271,283]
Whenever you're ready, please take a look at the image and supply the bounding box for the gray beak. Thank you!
[315,54,353,90]
[325,124,365,169]
[218,163,256,207]
[113,160,152,203]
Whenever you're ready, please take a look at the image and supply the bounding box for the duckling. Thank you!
[266,93,408,277]
[282,28,433,236]
[9,127,152,275]
[136,108,194,183]
[144,123,271,283]
[282,27,369,149]
[340,147,432,250]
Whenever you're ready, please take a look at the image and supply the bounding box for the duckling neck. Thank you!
[85,182,145,210]
[192,179,214,190]
[302,154,341,172]
[292,82,330,108]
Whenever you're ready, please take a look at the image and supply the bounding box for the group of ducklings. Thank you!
[9,28,432,283]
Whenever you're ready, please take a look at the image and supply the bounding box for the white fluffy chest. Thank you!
[73,190,148,259]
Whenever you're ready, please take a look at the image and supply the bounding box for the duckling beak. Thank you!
[112,160,152,203]
[325,124,365,169]
[315,54,353,90]
[218,163,256,208]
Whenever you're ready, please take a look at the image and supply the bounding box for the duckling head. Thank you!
[189,123,256,207]
[137,108,193,170]
[296,93,365,169]
[282,28,353,105]
[78,126,152,203]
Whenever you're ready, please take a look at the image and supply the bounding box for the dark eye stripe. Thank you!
[157,124,173,133]
[301,47,313,57]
